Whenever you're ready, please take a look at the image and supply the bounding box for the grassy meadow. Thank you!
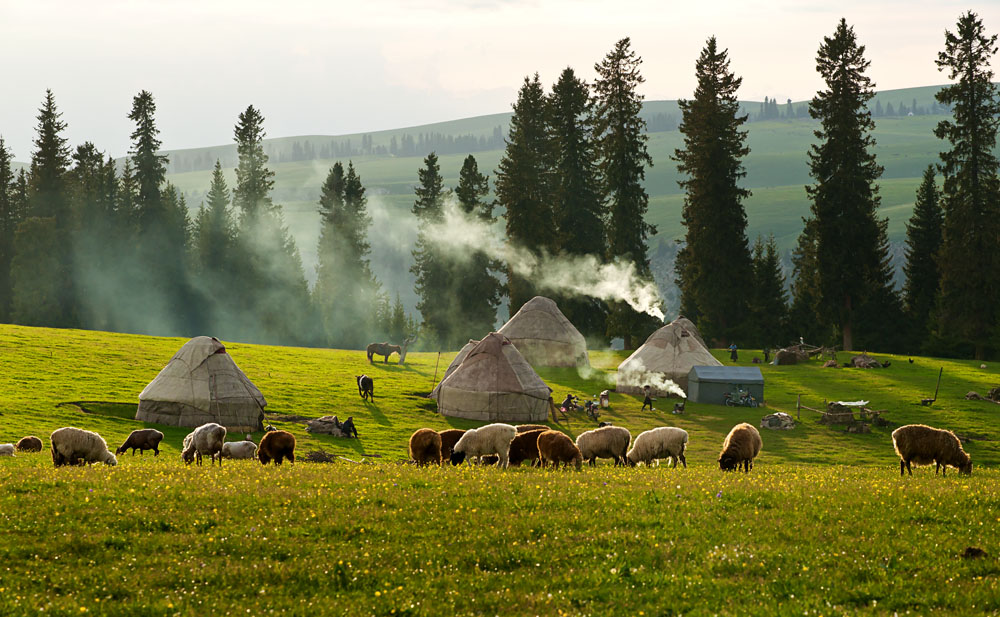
[2,324,1000,614]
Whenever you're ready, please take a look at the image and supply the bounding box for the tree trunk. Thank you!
[842,294,853,352]
[624,334,633,350]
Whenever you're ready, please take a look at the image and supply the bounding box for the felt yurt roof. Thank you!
[428,339,478,399]
[497,296,589,368]
[431,332,551,423]
[616,319,722,396]
[136,336,266,432]
[671,316,707,348]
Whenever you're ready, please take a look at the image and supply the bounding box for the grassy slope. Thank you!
[2,324,1000,616]
[3,323,999,467]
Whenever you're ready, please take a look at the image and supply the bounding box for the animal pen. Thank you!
[796,396,887,433]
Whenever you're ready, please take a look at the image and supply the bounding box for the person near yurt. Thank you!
[431,332,551,423]
[616,317,721,396]
[497,296,589,368]
[136,336,267,432]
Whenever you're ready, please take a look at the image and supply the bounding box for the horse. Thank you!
[357,374,374,402]
[366,342,402,363]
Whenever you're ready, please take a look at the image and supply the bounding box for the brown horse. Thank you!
[366,342,402,363]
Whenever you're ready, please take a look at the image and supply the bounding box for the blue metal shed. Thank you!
[687,366,764,406]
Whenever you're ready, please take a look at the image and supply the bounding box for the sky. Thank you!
[2,0,998,160]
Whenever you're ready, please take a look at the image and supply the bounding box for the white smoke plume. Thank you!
[616,359,687,399]
[427,199,665,320]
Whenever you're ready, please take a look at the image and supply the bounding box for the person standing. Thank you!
[729,342,738,362]
[641,385,654,411]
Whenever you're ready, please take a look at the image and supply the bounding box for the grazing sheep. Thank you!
[50,427,117,467]
[15,436,43,452]
[450,423,517,468]
[0,444,14,456]
[508,429,547,466]
[181,423,227,466]
[438,429,467,461]
[892,424,972,476]
[258,430,296,465]
[718,423,762,472]
[221,440,258,460]
[516,424,549,434]
[116,429,164,456]
[577,426,632,467]
[626,427,688,468]
[537,430,583,470]
[409,429,443,466]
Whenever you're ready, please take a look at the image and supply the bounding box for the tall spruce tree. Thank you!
[127,90,198,335]
[13,90,74,327]
[932,11,1000,359]
[593,38,657,348]
[231,105,310,344]
[547,67,608,341]
[674,37,754,345]
[903,166,943,349]
[454,154,502,339]
[749,235,789,348]
[788,218,830,344]
[410,152,452,347]
[804,19,898,352]
[192,161,237,333]
[496,74,554,314]
[313,161,380,348]
[0,138,17,322]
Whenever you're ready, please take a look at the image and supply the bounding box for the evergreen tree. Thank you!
[674,37,754,344]
[313,161,380,348]
[804,19,899,352]
[27,89,71,220]
[495,74,554,313]
[454,154,502,339]
[593,38,658,348]
[410,152,452,347]
[231,105,310,344]
[875,100,884,117]
[0,138,17,322]
[903,166,943,349]
[932,11,1000,359]
[546,68,608,341]
[788,218,830,344]
[13,90,75,327]
[191,161,237,333]
[127,90,198,335]
[749,235,789,347]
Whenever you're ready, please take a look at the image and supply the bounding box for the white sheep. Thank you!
[575,426,632,466]
[221,440,258,460]
[0,443,15,456]
[181,423,227,466]
[626,427,689,468]
[450,423,517,468]
[50,427,118,467]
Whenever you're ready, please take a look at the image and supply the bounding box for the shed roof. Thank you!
[687,366,764,384]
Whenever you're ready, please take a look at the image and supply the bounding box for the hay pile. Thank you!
[306,416,355,437]
[303,449,338,463]
[760,412,795,430]
[773,347,809,365]
[848,354,881,369]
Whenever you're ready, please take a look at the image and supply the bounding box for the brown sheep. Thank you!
[15,436,43,452]
[537,430,583,470]
[116,429,164,456]
[438,429,467,461]
[409,428,442,466]
[718,423,762,472]
[516,424,549,434]
[892,424,972,476]
[258,430,296,465]
[508,428,546,466]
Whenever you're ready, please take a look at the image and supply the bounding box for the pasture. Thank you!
[1,323,1000,615]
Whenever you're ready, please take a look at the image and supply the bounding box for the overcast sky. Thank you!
[2,0,998,160]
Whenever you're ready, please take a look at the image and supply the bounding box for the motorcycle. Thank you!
[724,388,758,408]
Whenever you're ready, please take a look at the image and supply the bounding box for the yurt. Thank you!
[136,336,267,432]
[431,332,551,423]
[497,296,589,368]
[616,317,722,396]
[428,339,478,398]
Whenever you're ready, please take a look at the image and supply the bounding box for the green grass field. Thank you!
[2,324,1000,615]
